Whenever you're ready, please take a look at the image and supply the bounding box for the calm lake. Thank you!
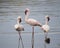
[0,0,60,48]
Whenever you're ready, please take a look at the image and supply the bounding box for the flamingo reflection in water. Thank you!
[14,16,24,48]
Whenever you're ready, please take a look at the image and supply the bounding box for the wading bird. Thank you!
[42,15,50,48]
[24,8,42,48]
[14,16,24,48]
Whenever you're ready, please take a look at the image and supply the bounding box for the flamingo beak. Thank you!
[19,18,22,23]
[47,17,50,21]
[45,15,50,21]
[25,8,29,15]
[25,10,28,15]
[18,17,22,23]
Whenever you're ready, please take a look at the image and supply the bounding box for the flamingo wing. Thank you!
[26,18,41,26]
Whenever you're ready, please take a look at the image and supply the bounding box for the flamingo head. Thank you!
[25,8,30,15]
[45,15,50,21]
[17,16,22,23]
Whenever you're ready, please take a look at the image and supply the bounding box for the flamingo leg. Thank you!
[20,33,24,48]
[18,31,21,48]
[44,32,48,48]
[18,31,24,48]
[44,32,48,39]
[32,26,34,48]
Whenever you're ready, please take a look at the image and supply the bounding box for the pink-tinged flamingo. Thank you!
[14,16,24,48]
[24,8,42,48]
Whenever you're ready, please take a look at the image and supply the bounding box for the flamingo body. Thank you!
[14,24,24,31]
[42,24,50,32]
[25,18,41,26]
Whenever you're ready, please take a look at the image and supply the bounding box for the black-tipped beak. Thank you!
[18,18,22,23]
[47,17,50,21]
[25,10,28,15]
[19,18,22,23]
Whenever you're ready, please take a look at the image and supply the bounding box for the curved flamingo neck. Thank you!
[45,18,48,25]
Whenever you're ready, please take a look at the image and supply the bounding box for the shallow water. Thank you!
[0,0,60,48]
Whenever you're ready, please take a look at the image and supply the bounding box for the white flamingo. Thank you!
[14,16,24,48]
[24,8,42,48]
[42,15,50,48]
[42,15,50,33]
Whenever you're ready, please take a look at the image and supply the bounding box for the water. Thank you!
[0,0,60,48]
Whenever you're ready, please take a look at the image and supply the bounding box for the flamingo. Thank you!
[42,15,50,33]
[24,8,42,48]
[42,15,50,48]
[14,16,24,48]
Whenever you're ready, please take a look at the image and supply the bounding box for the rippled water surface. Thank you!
[0,0,60,48]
